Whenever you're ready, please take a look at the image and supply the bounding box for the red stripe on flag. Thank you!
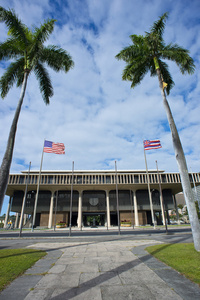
[143,139,162,151]
[43,140,65,154]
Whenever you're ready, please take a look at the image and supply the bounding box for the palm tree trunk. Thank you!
[0,71,29,213]
[156,67,200,252]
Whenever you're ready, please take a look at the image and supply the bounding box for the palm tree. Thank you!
[116,12,200,251]
[0,7,74,212]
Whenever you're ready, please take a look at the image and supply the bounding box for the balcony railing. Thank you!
[8,172,200,186]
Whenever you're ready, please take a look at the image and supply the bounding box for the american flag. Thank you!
[43,140,65,154]
[143,140,162,151]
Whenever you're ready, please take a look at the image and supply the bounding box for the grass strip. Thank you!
[0,249,46,291]
[146,243,200,286]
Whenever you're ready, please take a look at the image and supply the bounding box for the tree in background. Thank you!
[116,12,200,251]
[0,7,74,212]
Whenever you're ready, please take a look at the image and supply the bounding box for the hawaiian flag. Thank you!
[143,140,162,151]
[43,140,65,154]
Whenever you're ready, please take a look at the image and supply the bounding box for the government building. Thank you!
[5,169,200,228]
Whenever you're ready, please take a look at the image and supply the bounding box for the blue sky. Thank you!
[0,0,200,214]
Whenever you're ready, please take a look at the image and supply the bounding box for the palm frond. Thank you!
[116,11,195,95]
[40,46,74,72]
[150,12,168,38]
[116,35,152,88]
[149,60,157,77]
[16,60,26,87]
[33,19,56,45]
[28,20,56,65]
[161,44,195,75]
[0,58,24,98]
[158,59,174,95]
[116,45,141,63]
[0,7,73,101]
[116,35,147,63]
[33,62,53,104]
[130,34,146,46]
[122,59,150,88]
[0,38,23,60]
[0,6,27,46]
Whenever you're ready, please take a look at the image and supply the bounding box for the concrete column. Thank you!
[77,191,82,228]
[48,192,54,228]
[15,213,20,228]
[23,214,28,226]
[133,191,139,226]
[4,197,11,228]
[106,190,111,227]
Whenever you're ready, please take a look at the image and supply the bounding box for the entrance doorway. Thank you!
[110,212,118,226]
[83,212,105,227]
[71,212,78,226]
[146,211,152,225]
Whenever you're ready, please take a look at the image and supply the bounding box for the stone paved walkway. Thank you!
[0,240,200,300]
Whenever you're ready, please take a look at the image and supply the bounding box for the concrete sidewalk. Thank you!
[0,240,200,300]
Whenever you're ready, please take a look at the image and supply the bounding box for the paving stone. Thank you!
[146,283,182,300]
[98,262,115,272]
[112,259,149,272]
[84,256,111,264]
[79,271,121,286]
[101,284,155,300]
[51,286,102,300]
[24,287,53,300]
[74,251,98,257]
[56,257,84,264]
[65,262,99,273]
[60,252,74,257]
[34,274,59,289]
[119,270,146,285]
[49,264,66,273]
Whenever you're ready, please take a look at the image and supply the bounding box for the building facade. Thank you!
[5,170,200,228]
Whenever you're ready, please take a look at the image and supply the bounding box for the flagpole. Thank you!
[156,160,168,233]
[144,148,155,228]
[32,139,45,232]
[115,161,120,235]
[54,190,58,231]
[19,161,31,237]
[69,161,74,237]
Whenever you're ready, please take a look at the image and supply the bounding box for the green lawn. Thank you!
[0,249,46,291]
[146,243,200,286]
